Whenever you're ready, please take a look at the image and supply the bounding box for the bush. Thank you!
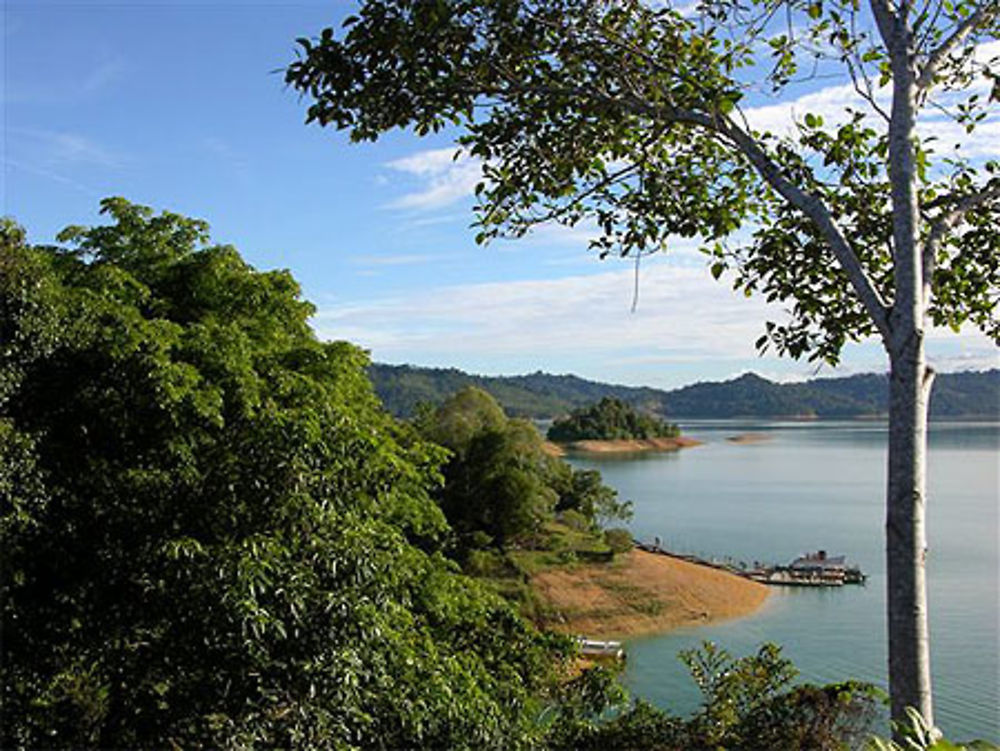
[559,508,592,532]
[604,528,634,554]
[547,642,881,751]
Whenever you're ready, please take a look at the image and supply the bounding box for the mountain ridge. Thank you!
[369,363,1000,421]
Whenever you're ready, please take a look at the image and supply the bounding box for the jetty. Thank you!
[634,541,866,588]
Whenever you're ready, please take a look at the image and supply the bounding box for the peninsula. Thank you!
[530,549,770,638]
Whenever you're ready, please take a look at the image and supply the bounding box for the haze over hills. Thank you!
[369,364,1000,421]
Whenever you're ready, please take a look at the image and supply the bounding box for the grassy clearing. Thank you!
[467,518,618,620]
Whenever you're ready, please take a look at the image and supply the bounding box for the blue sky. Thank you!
[4,1,997,389]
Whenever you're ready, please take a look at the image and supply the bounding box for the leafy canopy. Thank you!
[1,200,569,750]
[286,0,999,363]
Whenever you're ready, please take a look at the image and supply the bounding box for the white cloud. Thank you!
[745,82,867,136]
[314,261,780,363]
[10,127,125,168]
[314,256,997,385]
[383,148,483,210]
[202,136,252,184]
[928,350,1000,373]
[5,57,126,105]
[80,59,126,96]
[742,42,999,159]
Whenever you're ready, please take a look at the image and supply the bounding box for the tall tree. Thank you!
[422,387,558,546]
[286,0,999,729]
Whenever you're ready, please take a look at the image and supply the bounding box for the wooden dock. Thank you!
[633,540,866,588]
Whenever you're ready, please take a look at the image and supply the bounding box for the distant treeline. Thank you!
[370,364,1000,421]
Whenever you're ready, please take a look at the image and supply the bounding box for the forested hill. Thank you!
[369,364,1000,421]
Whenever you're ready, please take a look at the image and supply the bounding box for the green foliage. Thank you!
[286,0,997,364]
[424,385,508,452]
[444,425,558,546]
[866,708,1000,751]
[421,387,627,547]
[548,397,679,442]
[557,508,591,533]
[603,528,634,555]
[1,201,569,750]
[552,467,633,527]
[429,389,558,547]
[548,642,881,750]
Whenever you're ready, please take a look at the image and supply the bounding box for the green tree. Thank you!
[1,201,566,749]
[548,397,679,441]
[286,0,1000,727]
[447,426,557,544]
[423,387,628,545]
[425,385,509,451]
[425,388,557,546]
[554,468,633,527]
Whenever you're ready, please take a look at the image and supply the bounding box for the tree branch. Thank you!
[717,118,893,343]
[870,0,901,52]
[470,76,895,343]
[922,182,1000,289]
[916,2,998,90]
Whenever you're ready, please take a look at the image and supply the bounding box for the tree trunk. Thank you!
[886,338,935,732]
[882,7,936,731]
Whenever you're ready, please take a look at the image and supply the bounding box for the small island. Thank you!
[726,432,773,444]
[547,397,699,454]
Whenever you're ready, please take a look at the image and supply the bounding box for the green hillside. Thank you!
[369,364,1000,421]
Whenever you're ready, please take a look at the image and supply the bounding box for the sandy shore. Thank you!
[530,549,769,639]
[544,436,702,456]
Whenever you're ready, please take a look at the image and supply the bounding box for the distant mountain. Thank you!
[369,364,1000,421]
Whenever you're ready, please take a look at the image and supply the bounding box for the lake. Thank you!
[567,420,1000,741]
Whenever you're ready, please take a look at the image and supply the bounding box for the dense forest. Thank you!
[2,201,883,749]
[370,364,1000,420]
[1,203,564,748]
[547,398,680,442]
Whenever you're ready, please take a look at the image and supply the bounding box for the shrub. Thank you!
[604,528,634,554]
[559,508,592,532]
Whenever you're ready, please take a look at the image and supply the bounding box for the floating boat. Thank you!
[578,638,625,660]
[750,550,867,587]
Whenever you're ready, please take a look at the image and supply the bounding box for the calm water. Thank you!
[568,421,1000,741]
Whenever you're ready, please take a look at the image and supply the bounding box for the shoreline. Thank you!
[529,549,770,639]
[544,436,702,456]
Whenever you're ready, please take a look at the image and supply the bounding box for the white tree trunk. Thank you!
[886,339,935,729]
[882,6,937,729]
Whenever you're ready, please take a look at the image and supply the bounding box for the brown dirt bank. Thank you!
[547,436,702,455]
[530,550,769,639]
